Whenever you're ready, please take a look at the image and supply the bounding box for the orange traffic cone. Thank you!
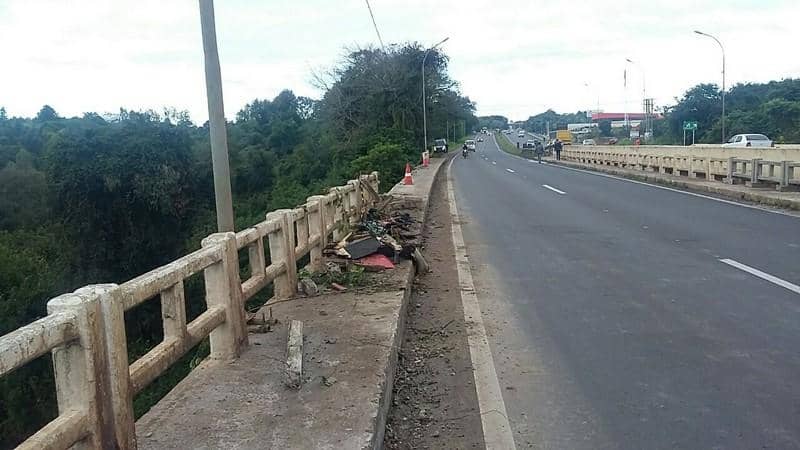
[403,162,413,185]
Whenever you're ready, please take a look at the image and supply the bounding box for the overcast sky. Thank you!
[1,0,798,123]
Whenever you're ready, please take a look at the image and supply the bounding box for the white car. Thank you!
[517,131,525,138]
[722,134,774,148]
[582,139,596,145]
[465,139,476,151]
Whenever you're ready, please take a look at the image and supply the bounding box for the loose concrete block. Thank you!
[285,320,303,389]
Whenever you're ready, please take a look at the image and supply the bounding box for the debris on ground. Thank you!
[330,282,347,292]
[247,308,280,333]
[344,236,381,259]
[321,207,422,269]
[297,277,320,296]
[411,248,429,274]
[355,253,395,271]
[321,376,337,387]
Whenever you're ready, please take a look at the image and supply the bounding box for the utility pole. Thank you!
[421,37,449,151]
[694,30,726,144]
[199,0,234,232]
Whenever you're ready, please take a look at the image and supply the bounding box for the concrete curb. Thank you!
[371,154,452,448]
[549,159,800,211]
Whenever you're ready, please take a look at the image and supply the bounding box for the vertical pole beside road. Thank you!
[199,0,235,232]
[695,30,726,144]
[421,37,449,152]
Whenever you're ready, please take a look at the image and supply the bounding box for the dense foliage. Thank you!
[654,78,800,143]
[477,115,509,131]
[516,79,800,144]
[0,43,476,448]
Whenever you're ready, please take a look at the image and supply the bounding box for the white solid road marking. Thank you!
[542,184,566,195]
[506,168,515,173]
[447,157,517,449]
[719,259,800,295]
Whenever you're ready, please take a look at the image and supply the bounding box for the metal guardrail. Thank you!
[562,149,799,191]
[0,172,379,449]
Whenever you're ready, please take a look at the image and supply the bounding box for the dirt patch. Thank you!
[383,170,485,449]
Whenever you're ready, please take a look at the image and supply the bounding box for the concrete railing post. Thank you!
[306,195,327,271]
[265,210,298,299]
[726,157,735,184]
[751,158,762,183]
[295,208,309,255]
[247,231,267,281]
[370,171,380,193]
[47,292,111,450]
[74,284,136,450]
[201,232,248,360]
[328,188,344,242]
[348,179,362,224]
[781,160,790,188]
[340,186,352,231]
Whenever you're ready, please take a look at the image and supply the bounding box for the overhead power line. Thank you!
[364,0,385,50]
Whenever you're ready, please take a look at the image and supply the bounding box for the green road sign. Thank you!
[683,121,698,131]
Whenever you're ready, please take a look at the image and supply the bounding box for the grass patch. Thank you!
[495,132,529,158]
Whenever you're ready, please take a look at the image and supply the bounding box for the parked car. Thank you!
[582,139,596,145]
[722,134,774,148]
[465,139,476,151]
[433,138,448,153]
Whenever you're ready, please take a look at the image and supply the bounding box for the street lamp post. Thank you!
[626,58,647,140]
[694,30,726,144]
[199,0,235,232]
[422,37,449,151]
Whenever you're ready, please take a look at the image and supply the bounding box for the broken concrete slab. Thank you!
[285,320,304,389]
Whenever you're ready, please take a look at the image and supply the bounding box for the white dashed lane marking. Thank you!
[542,184,566,195]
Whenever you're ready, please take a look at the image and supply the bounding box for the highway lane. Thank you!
[451,134,800,449]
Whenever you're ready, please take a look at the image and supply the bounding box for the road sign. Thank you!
[683,121,698,131]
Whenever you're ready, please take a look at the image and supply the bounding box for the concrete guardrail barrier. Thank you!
[563,145,800,191]
[0,172,380,449]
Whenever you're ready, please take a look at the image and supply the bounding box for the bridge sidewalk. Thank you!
[135,156,448,449]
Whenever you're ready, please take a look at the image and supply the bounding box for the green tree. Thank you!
[599,120,612,136]
[34,105,59,122]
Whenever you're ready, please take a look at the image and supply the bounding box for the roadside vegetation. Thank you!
[0,43,477,447]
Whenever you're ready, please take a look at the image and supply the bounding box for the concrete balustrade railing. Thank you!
[0,171,379,450]
[563,146,800,191]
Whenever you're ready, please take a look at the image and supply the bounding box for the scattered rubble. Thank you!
[297,277,319,296]
[247,308,280,334]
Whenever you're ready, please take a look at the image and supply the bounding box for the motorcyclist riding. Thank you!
[462,143,468,158]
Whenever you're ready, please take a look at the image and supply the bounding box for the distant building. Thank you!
[590,112,662,121]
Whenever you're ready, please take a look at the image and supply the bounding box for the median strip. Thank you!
[542,184,566,195]
[719,258,800,295]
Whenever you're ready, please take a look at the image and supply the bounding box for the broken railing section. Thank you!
[0,172,379,450]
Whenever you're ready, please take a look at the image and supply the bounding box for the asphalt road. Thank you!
[451,134,800,449]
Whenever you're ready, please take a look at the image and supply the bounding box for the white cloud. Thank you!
[0,0,797,122]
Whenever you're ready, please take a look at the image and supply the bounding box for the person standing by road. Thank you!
[554,138,563,161]
[534,140,544,164]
